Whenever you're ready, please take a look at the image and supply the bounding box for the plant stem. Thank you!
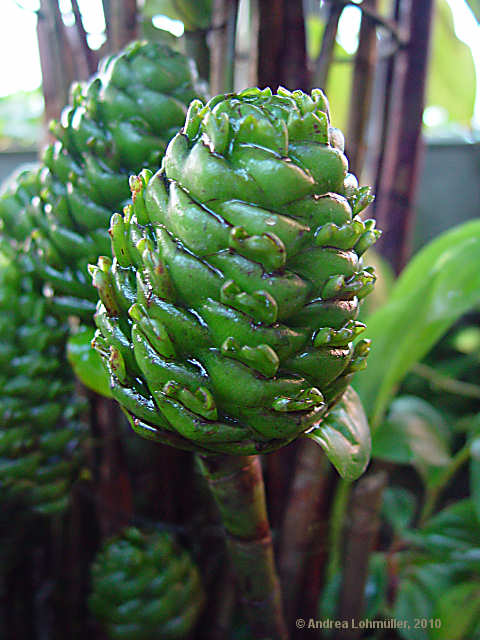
[413,362,480,400]
[209,0,239,95]
[184,30,210,83]
[419,443,471,526]
[71,0,98,76]
[37,0,76,132]
[199,560,236,640]
[374,0,435,272]
[198,453,289,639]
[325,477,351,582]
[334,470,387,640]
[311,1,344,89]
[256,0,309,90]
[105,0,137,54]
[278,439,329,628]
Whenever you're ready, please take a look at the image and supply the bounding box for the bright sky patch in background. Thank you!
[1,0,479,125]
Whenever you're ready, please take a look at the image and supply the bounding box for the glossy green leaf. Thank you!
[373,396,451,471]
[306,386,371,481]
[431,581,480,639]
[354,220,480,428]
[470,436,480,522]
[67,327,112,398]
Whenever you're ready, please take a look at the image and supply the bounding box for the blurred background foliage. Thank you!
[304,0,477,133]
[0,90,44,151]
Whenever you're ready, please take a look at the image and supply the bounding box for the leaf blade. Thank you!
[67,327,112,398]
[306,386,371,481]
[354,220,480,427]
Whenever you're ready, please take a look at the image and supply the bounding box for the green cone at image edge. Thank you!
[0,254,86,516]
[91,87,379,456]
[89,527,205,640]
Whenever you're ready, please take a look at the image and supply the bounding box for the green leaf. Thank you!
[382,487,417,532]
[470,437,480,522]
[373,418,415,464]
[431,581,480,639]
[67,327,112,398]
[394,578,433,640]
[354,220,480,428]
[411,499,480,571]
[373,396,451,472]
[466,0,480,22]
[395,564,457,640]
[306,386,371,481]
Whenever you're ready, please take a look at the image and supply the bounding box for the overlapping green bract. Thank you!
[0,257,85,515]
[92,87,379,455]
[27,41,202,320]
[89,527,205,640]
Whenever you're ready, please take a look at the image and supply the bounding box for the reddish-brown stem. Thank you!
[334,470,388,640]
[278,440,329,629]
[198,454,289,639]
[265,444,298,531]
[257,0,309,90]
[373,0,435,272]
[184,30,211,82]
[37,0,76,131]
[71,0,98,76]
[102,0,138,54]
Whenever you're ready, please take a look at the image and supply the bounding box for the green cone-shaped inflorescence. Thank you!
[27,41,202,320]
[91,87,379,455]
[0,256,86,515]
[89,527,205,639]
